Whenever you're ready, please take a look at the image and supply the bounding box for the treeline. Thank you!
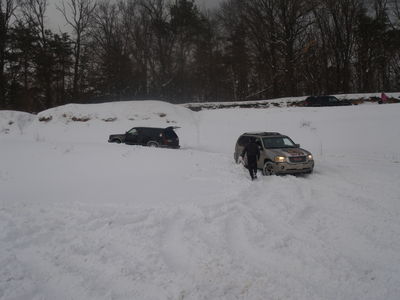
[2,0,400,112]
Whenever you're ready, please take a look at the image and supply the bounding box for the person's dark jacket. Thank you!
[241,141,260,167]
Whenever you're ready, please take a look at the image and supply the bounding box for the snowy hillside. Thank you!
[182,92,400,110]
[1,100,400,300]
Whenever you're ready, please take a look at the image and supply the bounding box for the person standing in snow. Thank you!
[380,92,388,104]
[241,138,260,180]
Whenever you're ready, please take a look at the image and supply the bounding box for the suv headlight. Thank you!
[307,154,313,160]
[274,156,286,163]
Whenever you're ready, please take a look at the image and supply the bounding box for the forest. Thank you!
[1,0,400,112]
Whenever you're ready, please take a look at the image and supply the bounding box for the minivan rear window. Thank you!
[164,129,178,138]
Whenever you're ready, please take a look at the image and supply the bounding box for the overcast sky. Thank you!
[197,0,224,10]
[47,0,224,32]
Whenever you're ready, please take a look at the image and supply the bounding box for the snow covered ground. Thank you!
[1,100,400,300]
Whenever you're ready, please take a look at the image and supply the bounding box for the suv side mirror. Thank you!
[295,144,300,148]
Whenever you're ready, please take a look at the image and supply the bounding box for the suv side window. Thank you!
[282,137,294,146]
[255,138,262,148]
[142,128,159,137]
[141,128,150,136]
[328,96,338,103]
[127,128,138,135]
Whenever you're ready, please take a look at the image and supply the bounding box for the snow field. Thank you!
[1,101,400,299]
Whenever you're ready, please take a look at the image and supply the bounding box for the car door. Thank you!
[125,128,139,144]
[140,128,159,145]
[237,136,249,153]
[235,136,249,162]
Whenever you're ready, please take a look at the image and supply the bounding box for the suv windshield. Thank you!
[262,137,296,149]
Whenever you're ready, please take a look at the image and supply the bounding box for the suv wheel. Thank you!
[147,141,159,147]
[262,161,276,176]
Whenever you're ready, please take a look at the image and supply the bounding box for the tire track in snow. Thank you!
[161,212,194,273]
[217,175,360,295]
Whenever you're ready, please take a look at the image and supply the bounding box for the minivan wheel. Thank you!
[262,161,276,176]
[147,141,159,147]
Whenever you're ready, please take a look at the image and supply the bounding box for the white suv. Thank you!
[234,132,314,175]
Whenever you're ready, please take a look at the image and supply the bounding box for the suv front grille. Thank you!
[289,156,307,163]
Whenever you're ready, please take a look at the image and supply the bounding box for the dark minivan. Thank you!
[108,126,180,148]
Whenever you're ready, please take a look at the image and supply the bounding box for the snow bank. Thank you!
[0,111,35,135]
[182,92,400,110]
[17,100,198,147]
[37,100,192,124]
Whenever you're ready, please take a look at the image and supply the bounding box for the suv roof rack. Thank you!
[244,132,282,136]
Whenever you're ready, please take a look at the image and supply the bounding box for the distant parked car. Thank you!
[108,126,180,148]
[234,132,314,175]
[304,95,352,107]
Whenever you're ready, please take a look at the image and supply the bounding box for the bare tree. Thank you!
[274,0,315,96]
[119,0,152,96]
[242,0,281,98]
[88,1,136,99]
[18,0,55,109]
[219,0,251,100]
[57,0,96,98]
[373,0,389,19]
[393,0,400,21]
[18,0,48,45]
[1,0,18,107]
[313,0,363,93]
[240,0,315,98]
[140,0,176,96]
